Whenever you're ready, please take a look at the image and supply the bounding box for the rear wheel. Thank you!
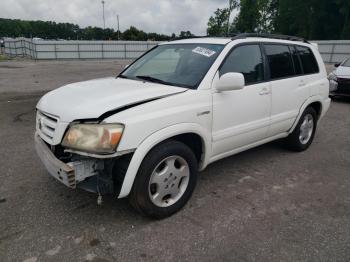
[285,107,317,152]
[129,140,198,219]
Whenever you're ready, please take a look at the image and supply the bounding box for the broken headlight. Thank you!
[62,123,124,154]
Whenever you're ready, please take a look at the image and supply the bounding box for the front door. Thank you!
[212,44,271,157]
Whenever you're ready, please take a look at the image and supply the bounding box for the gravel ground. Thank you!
[0,60,349,262]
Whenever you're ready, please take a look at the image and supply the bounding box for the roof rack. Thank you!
[231,33,309,43]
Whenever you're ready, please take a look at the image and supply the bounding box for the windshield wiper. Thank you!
[135,75,190,88]
[118,74,129,79]
[136,75,170,84]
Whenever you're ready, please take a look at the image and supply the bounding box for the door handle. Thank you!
[259,88,270,95]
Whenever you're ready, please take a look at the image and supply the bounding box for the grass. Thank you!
[0,54,7,61]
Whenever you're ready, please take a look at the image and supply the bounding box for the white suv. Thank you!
[35,34,330,218]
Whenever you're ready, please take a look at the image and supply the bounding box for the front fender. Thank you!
[117,123,211,198]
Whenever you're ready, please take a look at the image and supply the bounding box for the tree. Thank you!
[122,26,147,40]
[227,0,240,33]
[336,0,350,39]
[209,0,350,40]
[256,0,278,33]
[207,8,231,36]
[179,31,194,38]
[273,0,347,39]
[234,0,259,33]
[0,18,179,41]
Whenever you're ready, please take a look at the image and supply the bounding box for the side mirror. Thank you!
[335,63,340,68]
[216,72,245,92]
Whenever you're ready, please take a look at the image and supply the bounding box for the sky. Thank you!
[0,0,235,35]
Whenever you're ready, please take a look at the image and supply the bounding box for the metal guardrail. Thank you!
[4,38,160,60]
[3,38,350,63]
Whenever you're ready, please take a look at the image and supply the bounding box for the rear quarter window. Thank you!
[296,46,319,74]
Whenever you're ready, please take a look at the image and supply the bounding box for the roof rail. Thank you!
[231,33,310,43]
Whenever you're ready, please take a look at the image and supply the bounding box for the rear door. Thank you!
[263,44,309,136]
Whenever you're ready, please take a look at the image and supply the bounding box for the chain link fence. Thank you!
[314,40,350,63]
[3,38,350,63]
[4,38,160,60]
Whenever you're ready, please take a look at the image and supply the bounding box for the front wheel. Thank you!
[129,140,198,219]
[285,107,317,152]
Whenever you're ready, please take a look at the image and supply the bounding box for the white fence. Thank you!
[4,38,350,63]
[4,38,160,59]
[313,40,350,63]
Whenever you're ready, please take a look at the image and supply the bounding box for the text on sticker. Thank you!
[192,47,216,57]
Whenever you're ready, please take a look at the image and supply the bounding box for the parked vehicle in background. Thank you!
[0,38,4,48]
[329,57,350,97]
[35,34,330,218]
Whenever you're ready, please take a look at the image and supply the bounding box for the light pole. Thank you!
[227,0,238,34]
[116,14,120,40]
[101,0,106,30]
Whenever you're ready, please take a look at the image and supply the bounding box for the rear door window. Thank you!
[264,44,295,79]
[296,46,319,74]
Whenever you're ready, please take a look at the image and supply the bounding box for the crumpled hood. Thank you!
[335,66,350,77]
[37,77,187,122]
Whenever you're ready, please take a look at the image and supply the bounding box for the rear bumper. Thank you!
[330,78,350,96]
[330,92,350,97]
[35,132,76,188]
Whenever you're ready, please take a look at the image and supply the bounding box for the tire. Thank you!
[285,107,317,152]
[129,140,198,219]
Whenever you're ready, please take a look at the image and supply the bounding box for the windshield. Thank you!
[342,57,350,67]
[120,44,224,89]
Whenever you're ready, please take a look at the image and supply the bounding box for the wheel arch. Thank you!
[289,95,326,134]
[117,123,211,198]
[308,101,322,119]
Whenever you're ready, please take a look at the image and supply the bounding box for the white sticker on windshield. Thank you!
[192,46,216,57]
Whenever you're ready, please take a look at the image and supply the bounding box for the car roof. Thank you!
[161,37,232,45]
[161,34,311,47]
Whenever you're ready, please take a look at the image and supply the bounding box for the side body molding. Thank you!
[117,123,211,198]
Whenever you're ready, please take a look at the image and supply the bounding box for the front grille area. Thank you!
[36,110,59,144]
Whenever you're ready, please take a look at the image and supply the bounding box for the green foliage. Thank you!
[207,8,231,36]
[274,0,350,40]
[233,0,277,33]
[235,0,259,33]
[208,0,350,39]
[179,31,194,38]
[0,54,7,61]
[0,18,190,41]
[122,26,147,41]
[256,0,278,33]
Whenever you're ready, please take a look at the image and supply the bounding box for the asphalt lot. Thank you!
[0,60,350,262]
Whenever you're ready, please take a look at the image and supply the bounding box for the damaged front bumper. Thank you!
[34,132,130,195]
[35,132,78,188]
